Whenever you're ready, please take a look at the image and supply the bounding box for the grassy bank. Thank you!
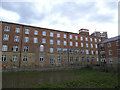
[33,68,118,88]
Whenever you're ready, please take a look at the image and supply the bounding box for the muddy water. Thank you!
[2,70,81,88]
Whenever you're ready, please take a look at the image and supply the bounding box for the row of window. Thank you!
[101,49,120,56]
[1,55,99,63]
[3,34,101,43]
[2,45,98,55]
[107,41,120,47]
[3,35,98,48]
[4,26,101,41]
[100,41,120,48]
[2,55,119,64]
[101,58,120,63]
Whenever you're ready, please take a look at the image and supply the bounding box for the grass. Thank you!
[33,68,118,88]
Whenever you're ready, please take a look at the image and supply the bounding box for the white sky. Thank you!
[0,0,118,38]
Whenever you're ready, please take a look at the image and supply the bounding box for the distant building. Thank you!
[0,21,106,68]
[98,36,120,67]
[91,31,108,39]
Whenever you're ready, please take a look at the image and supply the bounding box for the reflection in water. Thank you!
[3,71,80,88]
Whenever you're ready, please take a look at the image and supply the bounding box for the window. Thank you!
[85,37,88,41]
[23,56,27,62]
[87,57,90,62]
[4,26,10,32]
[80,49,84,54]
[42,31,46,36]
[50,56,55,64]
[25,29,29,34]
[57,40,60,45]
[69,49,73,54]
[96,51,98,55]
[116,41,120,46]
[63,48,67,53]
[57,48,61,53]
[50,39,53,44]
[80,37,83,41]
[2,55,6,61]
[50,32,53,37]
[34,38,38,43]
[81,43,83,47]
[76,57,79,62]
[13,46,18,52]
[14,36,20,42]
[70,41,72,46]
[24,46,28,52]
[2,45,8,51]
[40,45,44,51]
[15,28,20,33]
[86,50,89,54]
[118,58,120,63]
[34,30,38,35]
[24,37,29,43]
[75,42,78,47]
[109,58,113,63]
[57,33,60,38]
[86,43,88,47]
[75,36,78,40]
[95,38,97,42]
[64,56,67,63]
[57,56,61,62]
[99,39,101,42]
[90,38,92,42]
[91,44,93,48]
[95,44,98,48]
[42,38,46,44]
[70,35,72,39]
[82,57,84,61]
[3,34,9,41]
[50,48,53,53]
[109,50,112,55]
[40,56,44,62]
[12,56,17,61]
[107,43,111,47]
[117,49,120,55]
[91,50,94,55]
[64,41,67,46]
[96,58,99,62]
[64,34,66,38]
[91,57,95,62]
[75,49,79,54]
[70,57,73,62]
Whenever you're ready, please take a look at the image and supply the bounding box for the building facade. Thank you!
[91,31,108,39]
[98,36,120,67]
[0,21,105,68]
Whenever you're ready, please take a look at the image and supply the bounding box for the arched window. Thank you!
[40,45,44,51]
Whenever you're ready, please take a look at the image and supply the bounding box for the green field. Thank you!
[33,68,118,88]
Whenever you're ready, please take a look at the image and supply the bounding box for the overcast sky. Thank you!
[0,0,118,38]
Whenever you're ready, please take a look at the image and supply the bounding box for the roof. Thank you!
[99,35,120,44]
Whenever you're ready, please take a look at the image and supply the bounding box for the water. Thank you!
[2,70,81,88]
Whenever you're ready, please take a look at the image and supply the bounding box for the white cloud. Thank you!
[0,0,118,38]
[0,8,20,22]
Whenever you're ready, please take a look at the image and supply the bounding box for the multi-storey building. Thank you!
[98,36,120,67]
[0,21,105,68]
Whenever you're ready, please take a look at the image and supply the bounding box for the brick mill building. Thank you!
[0,21,107,68]
[98,36,120,67]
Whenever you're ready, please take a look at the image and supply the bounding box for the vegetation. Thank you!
[33,68,118,88]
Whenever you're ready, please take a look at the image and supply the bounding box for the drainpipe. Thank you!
[67,32,69,66]
[19,25,24,68]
